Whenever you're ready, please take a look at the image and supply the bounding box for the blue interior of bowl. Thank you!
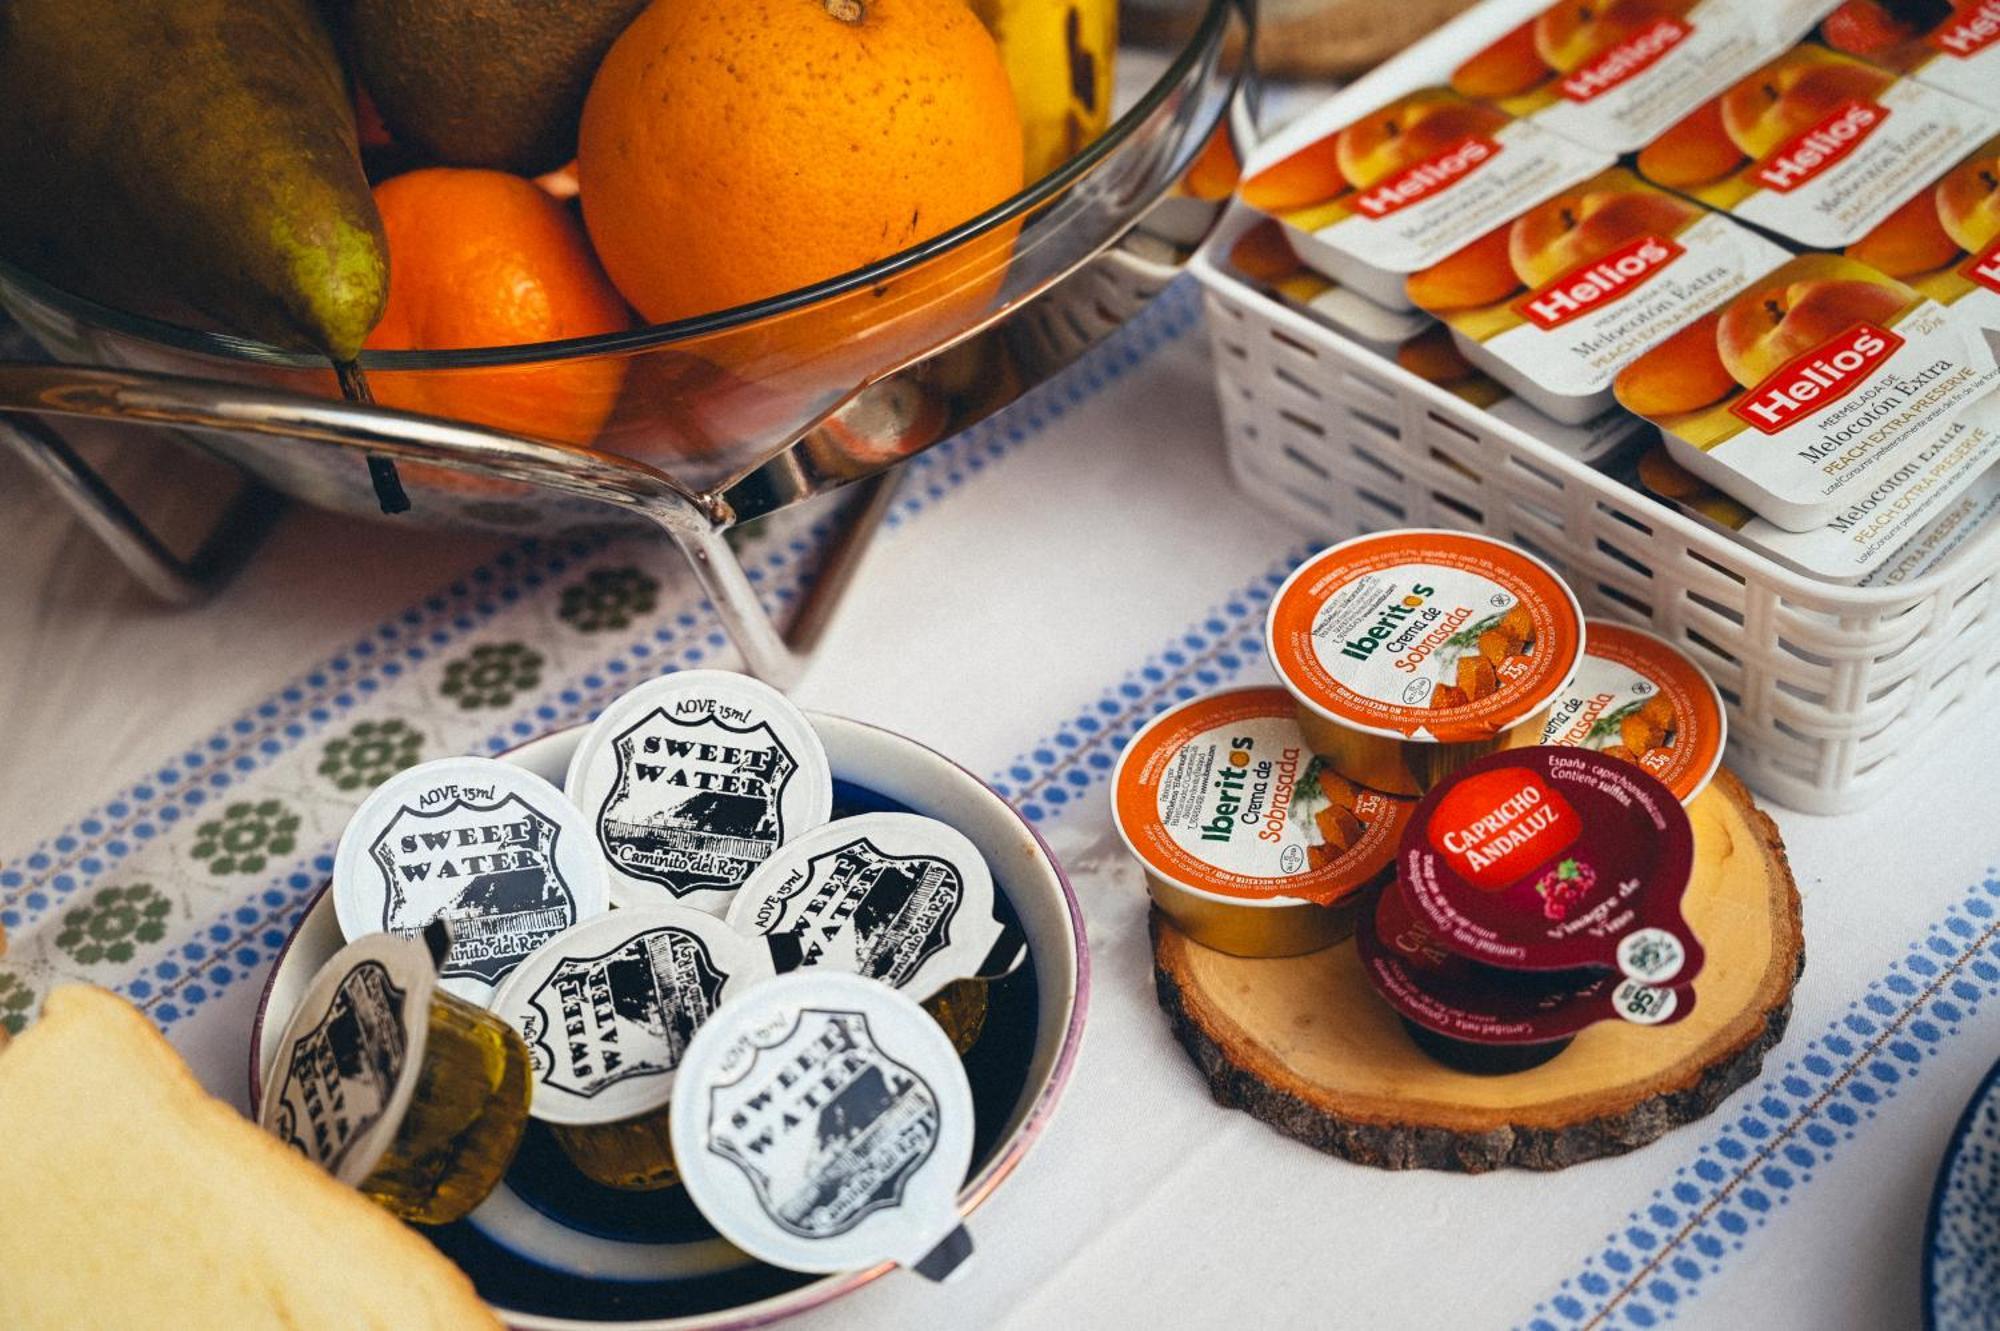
[422,775,1043,1322]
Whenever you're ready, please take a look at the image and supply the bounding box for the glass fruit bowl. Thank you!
[0,0,1251,681]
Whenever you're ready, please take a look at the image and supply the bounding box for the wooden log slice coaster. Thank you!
[1152,769,1803,1172]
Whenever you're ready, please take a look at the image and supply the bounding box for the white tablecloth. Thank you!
[2,282,1997,1329]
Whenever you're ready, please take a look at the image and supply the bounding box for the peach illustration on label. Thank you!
[1453,18,1551,100]
[1635,45,1894,189]
[1940,142,2000,254]
[1721,51,1892,162]
[1849,189,1964,276]
[1335,91,1510,196]
[1536,0,1696,77]
[1506,184,1699,290]
[1715,271,1913,389]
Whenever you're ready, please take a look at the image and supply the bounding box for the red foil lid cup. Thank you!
[1398,746,1701,984]
[1540,621,1726,803]
[1266,530,1586,744]
[1358,884,1692,1045]
[1111,687,1412,907]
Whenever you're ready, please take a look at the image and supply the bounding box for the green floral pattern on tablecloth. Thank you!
[0,971,35,1035]
[318,718,424,792]
[559,566,660,633]
[441,642,544,710]
[190,800,300,875]
[55,884,172,965]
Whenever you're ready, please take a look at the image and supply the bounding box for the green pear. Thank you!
[0,0,388,361]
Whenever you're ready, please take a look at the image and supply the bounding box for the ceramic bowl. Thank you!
[250,712,1088,1329]
[1926,1055,2000,1329]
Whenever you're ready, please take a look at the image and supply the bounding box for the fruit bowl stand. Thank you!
[0,0,1252,689]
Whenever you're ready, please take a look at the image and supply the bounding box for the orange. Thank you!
[577,0,1024,343]
[365,167,631,446]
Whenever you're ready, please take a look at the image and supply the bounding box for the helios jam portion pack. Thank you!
[1221,221,1647,465]
[1396,746,1702,984]
[1451,0,1830,154]
[1239,86,1612,311]
[1226,218,1435,357]
[1844,130,2000,328]
[1819,0,2000,111]
[1266,531,1586,795]
[1613,251,2000,531]
[1112,686,1412,956]
[1631,41,1998,250]
[1407,166,1791,423]
[1634,440,2000,582]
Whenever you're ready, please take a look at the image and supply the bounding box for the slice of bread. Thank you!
[0,985,500,1329]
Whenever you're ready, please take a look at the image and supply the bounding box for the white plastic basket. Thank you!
[1190,222,2000,813]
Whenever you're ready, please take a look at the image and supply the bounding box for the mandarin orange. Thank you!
[576,0,1024,335]
[365,167,631,446]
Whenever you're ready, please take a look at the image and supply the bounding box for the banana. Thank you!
[968,0,1118,182]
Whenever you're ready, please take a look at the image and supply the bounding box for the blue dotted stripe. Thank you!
[119,279,1204,1029]
[1523,872,2000,1331]
[0,532,611,931]
[990,547,1310,824]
